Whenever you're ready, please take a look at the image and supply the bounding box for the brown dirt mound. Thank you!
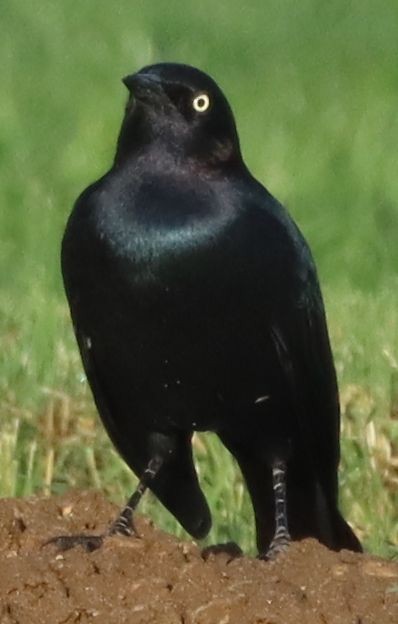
[0,491,397,623]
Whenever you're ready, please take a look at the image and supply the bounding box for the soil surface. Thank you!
[0,491,397,623]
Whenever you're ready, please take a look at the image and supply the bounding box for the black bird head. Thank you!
[115,63,243,169]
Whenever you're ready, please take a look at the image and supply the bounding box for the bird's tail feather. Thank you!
[330,509,362,552]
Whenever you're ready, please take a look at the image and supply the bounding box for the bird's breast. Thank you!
[62,171,310,434]
[89,171,241,269]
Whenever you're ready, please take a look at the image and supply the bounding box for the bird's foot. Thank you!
[259,533,291,561]
[108,517,137,538]
[201,541,243,562]
[43,513,139,552]
[43,495,142,553]
[43,534,105,553]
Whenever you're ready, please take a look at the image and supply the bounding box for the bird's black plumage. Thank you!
[61,63,361,555]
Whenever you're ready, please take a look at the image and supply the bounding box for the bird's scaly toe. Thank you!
[259,534,291,561]
[43,534,104,553]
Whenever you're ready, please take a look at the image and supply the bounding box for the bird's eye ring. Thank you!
[192,93,210,113]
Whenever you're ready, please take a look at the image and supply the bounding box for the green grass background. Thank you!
[1,0,397,556]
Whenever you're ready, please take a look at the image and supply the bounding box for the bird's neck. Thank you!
[113,109,244,175]
[114,136,245,181]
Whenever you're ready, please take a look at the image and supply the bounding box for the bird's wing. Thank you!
[74,325,211,539]
[243,194,340,505]
[269,283,340,506]
[74,326,130,455]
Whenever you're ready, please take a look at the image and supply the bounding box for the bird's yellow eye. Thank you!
[192,93,210,113]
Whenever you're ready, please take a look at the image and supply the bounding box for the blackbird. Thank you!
[53,63,361,557]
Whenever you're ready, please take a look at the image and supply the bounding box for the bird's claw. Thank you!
[43,534,105,553]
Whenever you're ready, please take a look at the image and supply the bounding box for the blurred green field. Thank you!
[1,0,397,556]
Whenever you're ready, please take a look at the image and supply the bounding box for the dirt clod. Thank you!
[0,491,396,623]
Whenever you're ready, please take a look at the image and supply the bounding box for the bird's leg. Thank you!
[108,456,163,537]
[260,458,291,560]
[43,456,163,552]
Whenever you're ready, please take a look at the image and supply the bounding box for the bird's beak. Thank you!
[122,73,163,102]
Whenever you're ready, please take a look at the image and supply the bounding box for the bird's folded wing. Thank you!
[269,291,340,506]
